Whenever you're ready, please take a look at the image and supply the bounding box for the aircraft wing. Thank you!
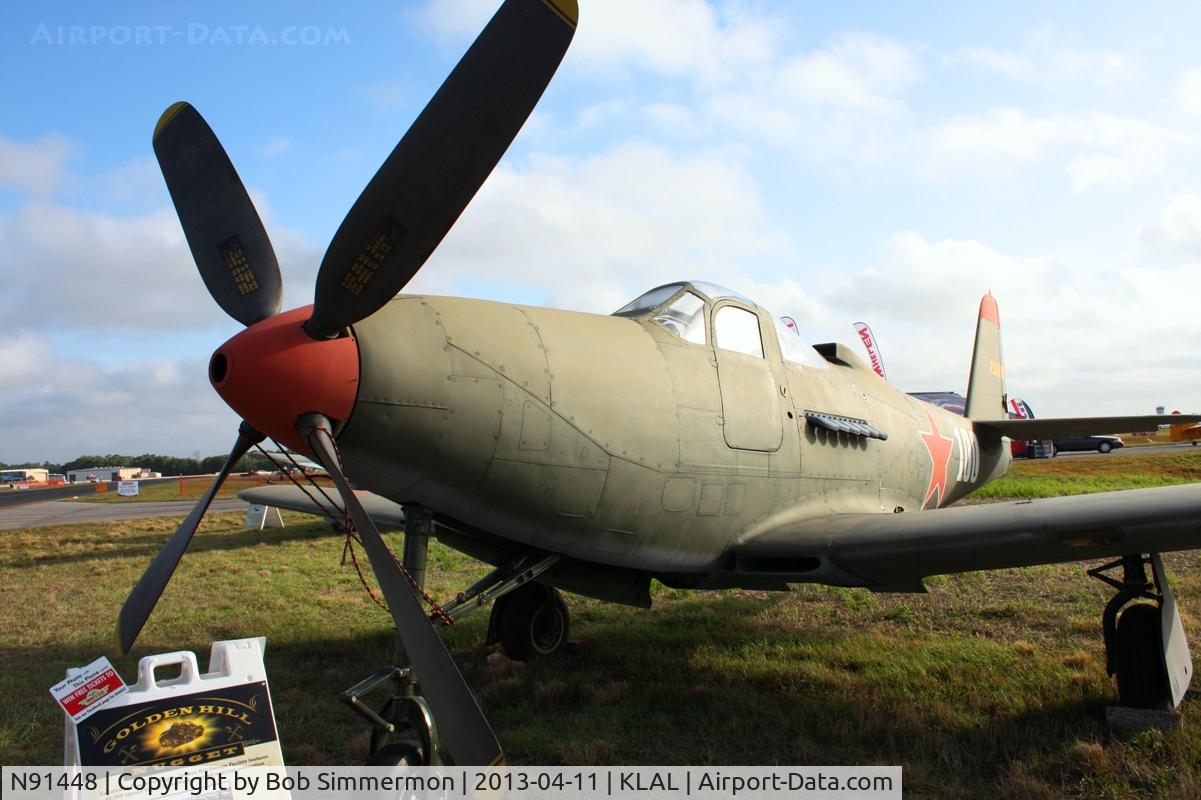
[975,414,1201,439]
[238,485,406,529]
[724,483,1201,591]
[260,451,329,475]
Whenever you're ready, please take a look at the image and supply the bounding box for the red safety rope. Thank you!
[257,436,454,626]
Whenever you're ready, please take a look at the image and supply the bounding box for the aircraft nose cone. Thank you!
[210,306,359,453]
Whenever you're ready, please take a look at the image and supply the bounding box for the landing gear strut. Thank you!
[1089,553,1193,711]
[343,505,442,764]
[342,507,571,762]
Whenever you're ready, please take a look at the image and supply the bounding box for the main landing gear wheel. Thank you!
[491,583,570,661]
[1115,603,1173,711]
[1091,554,1190,712]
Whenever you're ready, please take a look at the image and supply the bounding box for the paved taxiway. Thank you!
[0,499,249,530]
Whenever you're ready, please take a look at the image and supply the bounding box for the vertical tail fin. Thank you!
[965,292,1006,420]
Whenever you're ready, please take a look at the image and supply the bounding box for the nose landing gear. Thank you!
[341,507,571,764]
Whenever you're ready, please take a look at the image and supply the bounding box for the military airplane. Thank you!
[116,0,1201,767]
[1169,411,1201,445]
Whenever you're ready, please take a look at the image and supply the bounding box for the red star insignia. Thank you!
[918,407,954,509]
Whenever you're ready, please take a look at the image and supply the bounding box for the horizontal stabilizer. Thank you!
[976,414,1201,439]
[238,485,406,529]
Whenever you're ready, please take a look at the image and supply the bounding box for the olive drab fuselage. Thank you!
[338,290,1011,576]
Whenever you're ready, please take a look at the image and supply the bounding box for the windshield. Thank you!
[613,283,684,316]
[653,291,707,344]
[614,280,757,318]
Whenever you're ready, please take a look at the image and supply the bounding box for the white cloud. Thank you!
[926,109,1195,190]
[748,228,1199,416]
[0,198,321,333]
[1175,66,1201,116]
[416,0,781,84]
[780,32,919,113]
[92,156,164,209]
[1136,193,1201,255]
[0,339,236,463]
[410,142,788,312]
[0,334,54,392]
[955,32,1143,93]
[0,203,213,330]
[0,134,75,196]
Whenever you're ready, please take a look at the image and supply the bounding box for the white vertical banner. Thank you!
[852,322,887,380]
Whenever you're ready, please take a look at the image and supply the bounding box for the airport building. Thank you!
[65,467,158,483]
[1,468,50,484]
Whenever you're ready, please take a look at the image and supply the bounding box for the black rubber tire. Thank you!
[367,741,423,766]
[499,584,570,661]
[1115,603,1173,711]
[1099,441,1112,453]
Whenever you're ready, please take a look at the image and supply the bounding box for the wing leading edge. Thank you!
[712,483,1201,592]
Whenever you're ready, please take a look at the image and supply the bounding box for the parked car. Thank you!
[1053,434,1124,454]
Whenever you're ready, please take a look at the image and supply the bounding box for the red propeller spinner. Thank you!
[209,306,359,454]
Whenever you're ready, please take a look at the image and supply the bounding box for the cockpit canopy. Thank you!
[613,281,754,316]
[613,281,827,369]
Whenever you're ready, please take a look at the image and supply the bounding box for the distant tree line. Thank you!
[0,452,277,476]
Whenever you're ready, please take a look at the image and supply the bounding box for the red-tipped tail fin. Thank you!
[965,292,1006,420]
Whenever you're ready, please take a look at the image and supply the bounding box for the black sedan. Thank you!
[1053,434,1125,454]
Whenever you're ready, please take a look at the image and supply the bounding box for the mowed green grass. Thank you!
[0,453,1199,798]
[975,448,1201,499]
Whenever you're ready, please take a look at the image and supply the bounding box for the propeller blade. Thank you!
[299,414,504,766]
[154,102,284,327]
[305,0,578,338]
[116,423,264,655]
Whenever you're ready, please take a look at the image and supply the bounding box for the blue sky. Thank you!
[3,0,1201,462]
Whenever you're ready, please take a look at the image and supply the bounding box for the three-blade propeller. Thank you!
[117,0,577,765]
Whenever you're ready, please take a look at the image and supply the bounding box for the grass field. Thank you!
[975,449,1201,500]
[2,452,1200,798]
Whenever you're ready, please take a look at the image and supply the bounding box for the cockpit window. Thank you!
[689,281,755,307]
[613,284,683,316]
[653,291,706,344]
[614,280,758,318]
[714,305,763,358]
[772,314,829,369]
